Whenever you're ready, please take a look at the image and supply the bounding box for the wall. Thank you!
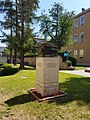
[24,56,68,69]
[0,56,7,63]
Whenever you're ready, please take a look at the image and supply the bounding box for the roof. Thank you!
[0,46,5,48]
[34,37,46,41]
[74,8,90,18]
[34,37,46,43]
[36,41,57,48]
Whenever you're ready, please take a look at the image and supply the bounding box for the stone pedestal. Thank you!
[36,57,59,96]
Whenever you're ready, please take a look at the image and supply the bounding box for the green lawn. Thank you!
[75,66,86,70]
[0,68,90,120]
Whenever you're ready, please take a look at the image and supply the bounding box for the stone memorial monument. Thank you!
[28,41,67,101]
[36,42,59,96]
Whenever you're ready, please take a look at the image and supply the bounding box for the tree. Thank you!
[0,0,15,64]
[0,0,39,69]
[17,0,39,69]
[2,47,10,56]
[39,2,74,49]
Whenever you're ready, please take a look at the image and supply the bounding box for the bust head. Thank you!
[36,41,58,57]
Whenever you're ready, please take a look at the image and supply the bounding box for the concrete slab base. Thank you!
[28,88,67,102]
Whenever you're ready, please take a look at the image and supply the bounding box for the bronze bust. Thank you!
[36,41,58,57]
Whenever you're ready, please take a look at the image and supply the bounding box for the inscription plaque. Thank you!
[46,63,57,68]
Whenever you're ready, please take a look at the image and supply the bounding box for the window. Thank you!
[74,18,78,28]
[74,50,78,56]
[79,49,84,58]
[80,32,84,42]
[80,16,84,25]
[74,34,78,43]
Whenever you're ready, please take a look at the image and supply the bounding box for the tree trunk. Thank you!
[20,49,24,69]
[10,6,13,64]
[14,49,17,65]
[14,0,18,65]
[10,47,12,64]
[20,0,24,69]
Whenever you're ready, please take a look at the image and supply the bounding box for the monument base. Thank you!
[36,57,59,96]
[28,88,67,102]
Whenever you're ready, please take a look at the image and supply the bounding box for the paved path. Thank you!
[60,70,90,77]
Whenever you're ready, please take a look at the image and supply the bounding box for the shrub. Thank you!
[58,50,69,62]
[0,64,3,68]
[24,53,38,58]
[0,63,18,76]
[68,56,77,66]
[58,51,77,66]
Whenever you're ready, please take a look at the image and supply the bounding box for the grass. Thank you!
[0,67,90,120]
[75,66,86,70]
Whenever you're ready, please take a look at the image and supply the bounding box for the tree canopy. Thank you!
[39,2,74,49]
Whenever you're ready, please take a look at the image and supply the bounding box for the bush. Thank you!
[58,50,69,62]
[58,50,77,66]
[0,64,3,68]
[0,63,18,76]
[24,53,38,58]
[68,56,77,66]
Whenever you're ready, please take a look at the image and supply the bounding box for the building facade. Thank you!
[62,8,90,66]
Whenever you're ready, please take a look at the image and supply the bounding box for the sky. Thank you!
[38,0,90,14]
[0,0,90,46]
[34,0,90,36]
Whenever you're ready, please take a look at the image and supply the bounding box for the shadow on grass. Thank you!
[0,67,36,77]
[54,77,90,105]
[0,68,20,77]
[5,93,36,107]
[4,76,90,106]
